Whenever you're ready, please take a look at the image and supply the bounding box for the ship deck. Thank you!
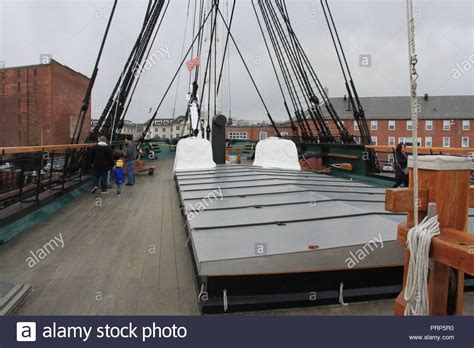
[0,158,473,315]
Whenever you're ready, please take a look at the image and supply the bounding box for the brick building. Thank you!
[227,96,473,154]
[0,59,91,146]
[331,95,473,150]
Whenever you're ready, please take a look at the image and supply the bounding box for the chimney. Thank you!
[424,93,428,101]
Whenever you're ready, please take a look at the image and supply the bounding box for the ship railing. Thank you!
[0,144,94,210]
[366,145,474,179]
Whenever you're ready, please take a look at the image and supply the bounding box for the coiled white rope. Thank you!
[404,215,441,315]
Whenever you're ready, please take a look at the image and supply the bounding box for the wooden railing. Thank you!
[366,145,473,155]
[0,143,94,156]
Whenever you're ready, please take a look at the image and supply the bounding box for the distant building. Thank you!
[121,120,141,140]
[0,59,91,146]
[227,95,473,150]
[329,95,473,151]
[144,116,189,140]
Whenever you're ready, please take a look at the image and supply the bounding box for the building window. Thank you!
[388,120,395,131]
[18,130,21,140]
[425,120,433,131]
[17,98,21,108]
[162,128,166,132]
[371,136,377,145]
[17,82,21,92]
[462,120,470,131]
[406,120,413,130]
[387,154,394,163]
[18,114,21,124]
[175,126,180,131]
[353,122,359,131]
[176,134,180,138]
[371,120,378,130]
[462,137,469,148]
[259,131,268,140]
[17,70,21,78]
[443,120,451,131]
[280,132,289,138]
[425,137,432,147]
[388,136,395,146]
[228,132,247,140]
[399,137,421,146]
[443,137,450,148]
[34,68,37,76]
[154,128,158,132]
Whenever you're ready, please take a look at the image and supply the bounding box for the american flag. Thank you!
[186,57,200,71]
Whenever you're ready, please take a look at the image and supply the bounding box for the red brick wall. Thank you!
[51,61,91,145]
[0,60,90,146]
[0,64,52,146]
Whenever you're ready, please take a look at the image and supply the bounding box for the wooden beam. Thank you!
[366,145,474,155]
[327,153,360,160]
[429,261,450,315]
[385,188,428,212]
[0,144,94,155]
[470,186,474,208]
[397,224,474,275]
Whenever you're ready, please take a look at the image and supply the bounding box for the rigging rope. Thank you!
[215,6,281,137]
[252,0,298,139]
[71,0,118,144]
[404,216,441,315]
[139,1,217,144]
[171,0,192,119]
[407,0,419,227]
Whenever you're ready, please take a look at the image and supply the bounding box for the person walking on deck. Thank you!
[393,142,408,188]
[124,135,137,186]
[91,135,114,194]
[113,158,125,197]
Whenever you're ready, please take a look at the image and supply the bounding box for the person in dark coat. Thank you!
[393,142,408,188]
[90,135,114,193]
[124,135,137,186]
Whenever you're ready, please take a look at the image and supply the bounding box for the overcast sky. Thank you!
[1,0,473,123]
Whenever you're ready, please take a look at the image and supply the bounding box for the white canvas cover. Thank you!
[252,137,301,170]
[173,137,216,172]
[408,155,471,171]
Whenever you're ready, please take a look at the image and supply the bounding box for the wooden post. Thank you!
[385,155,473,315]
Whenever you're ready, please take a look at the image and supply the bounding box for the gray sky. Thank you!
[1,0,473,123]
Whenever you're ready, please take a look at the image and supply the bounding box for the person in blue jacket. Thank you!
[114,158,125,197]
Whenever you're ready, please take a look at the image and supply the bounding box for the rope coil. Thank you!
[404,215,441,315]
